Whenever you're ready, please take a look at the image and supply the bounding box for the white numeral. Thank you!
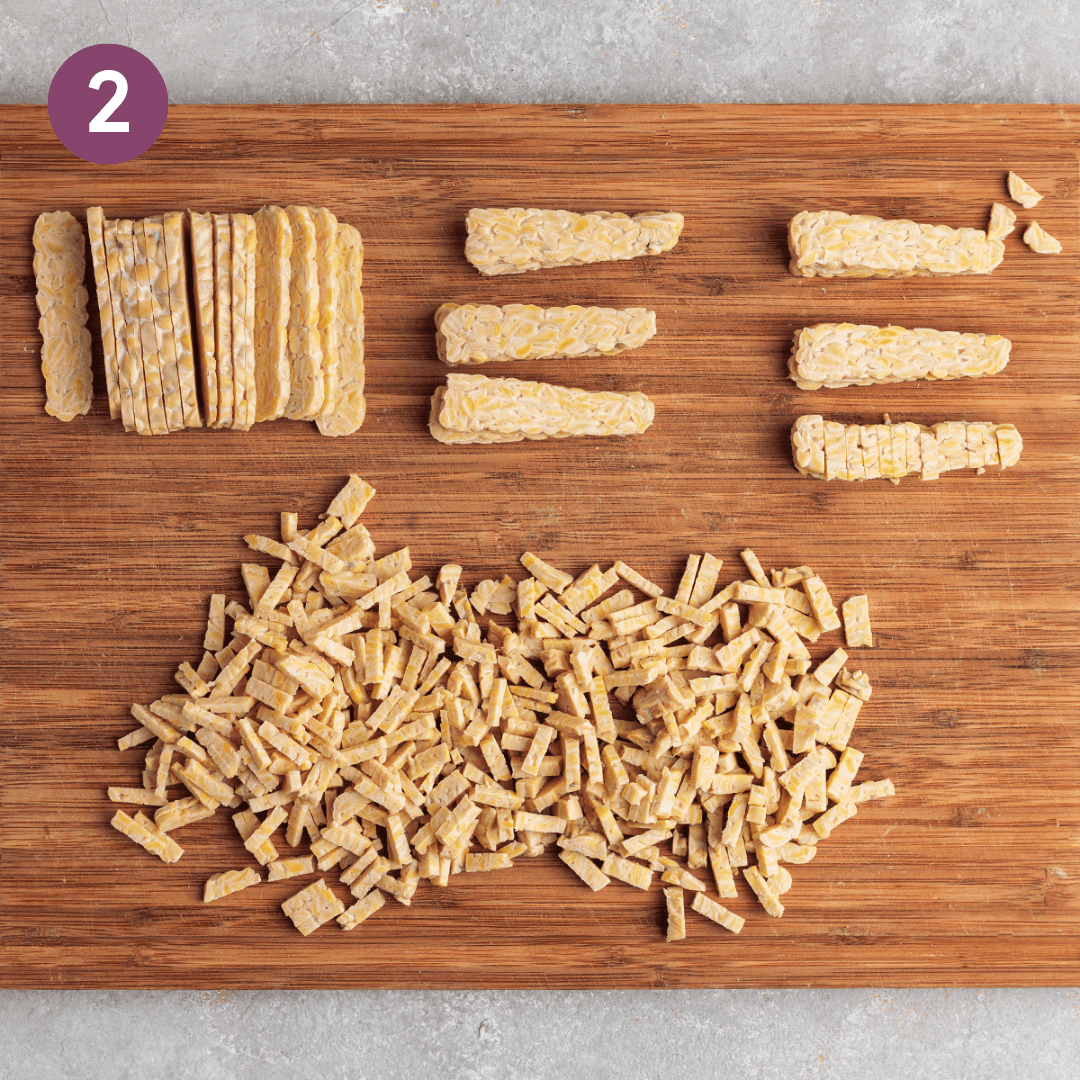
[88,69,130,132]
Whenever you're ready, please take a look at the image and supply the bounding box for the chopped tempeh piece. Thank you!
[788,210,1004,278]
[111,809,184,863]
[34,211,92,422]
[430,373,654,443]
[204,867,261,903]
[664,886,686,941]
[337,888,385,930]
[435,303,656,365]
[841,595,873,648]
[1007,171,1043,209]
[281,878,346,936]
[268,857,315,882]
[987,202,1016,241]
[789,324,1010,390]
[465,207,683,275]
[691,891,745,934]
[601,853,654,890]
[1023,221,1061,254]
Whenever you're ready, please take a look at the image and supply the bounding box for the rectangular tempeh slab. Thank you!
[788,210,1005,278]
[429,372,655,444]
[33,211,92,422]
[434,303,657,365]
[465,207,683,275]
[789,323,1011,390]
[791,415,1023,482]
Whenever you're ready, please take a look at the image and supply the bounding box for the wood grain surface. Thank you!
[2,104,1077,989]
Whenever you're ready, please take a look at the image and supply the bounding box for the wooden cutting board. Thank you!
[2,105,1077,989]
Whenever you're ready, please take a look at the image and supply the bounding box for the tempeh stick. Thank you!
[788,210,1005,278]
[86,206,121,419]
[465,207,683,276]
[789,324,1010,390]
[435,303,657,365]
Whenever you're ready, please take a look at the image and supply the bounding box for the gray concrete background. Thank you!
[3,1,1079,1076]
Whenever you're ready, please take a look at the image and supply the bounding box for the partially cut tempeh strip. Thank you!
[435,303,657,365]
[788,210,1004,278]
[163,211,201,426]
[86,207,121,419]
[188,211,218,427]
[33,211,93,423]
[253,205,292,422]
[792,416,1023,481]
[315,222,365,437]
[789,324,1011,390]
[284,204,324,419]
[465,207,684,276]
[212,213,234,428]
[116,220,153,435]
[430,373,654,444]
[143,217,185,432]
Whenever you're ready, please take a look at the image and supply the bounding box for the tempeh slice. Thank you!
[133,219,170,434]
[435,303,657,365]
[33,211,93,423]
[103,218,136,431]
[116,220,153,435]
[789,323,1011,390]
[311,206,340,420]
[212,212,234,428]
[284,204,324,419]
[86,207,121,419]
[315,221,365,437]
[143,217,185,432]
[188,211,218,427]
[791,416,1023,481]
[430,372,654,444]
[163,211,201,426]
[253,205,292,422]
[230,212,257,430]
[465,207,684,276]
[788,210,1005,278]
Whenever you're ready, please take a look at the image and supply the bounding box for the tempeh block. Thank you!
[465,207,684,276]
[33,211,93,423]
[429,373,654,444]
[435,303,657,365]
[788,210,1005,278]
[789,323,1011,390]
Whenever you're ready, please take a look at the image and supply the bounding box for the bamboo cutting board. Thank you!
[2,105,1078,989]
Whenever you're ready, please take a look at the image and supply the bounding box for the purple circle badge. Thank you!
[48,44,168,165]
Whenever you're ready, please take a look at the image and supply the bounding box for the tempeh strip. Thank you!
[188,211,218,426]
[789,324,1011,390]
[788,210,1004,278]
[465,207,684,276]
[435,303,657,365]
[230,213,256,430]
[316,222,366,437]
[86,207,120,419]
[33,211,93,422]
[430,373,654,444]
[284,204,324,419]
[103,218,136,431]
[133,219,170,434]
[253,205,292,421]
[212,212,234,428]
[116,220,153,435]
[143,217,185,431]
[163,211,202,426]
[311,206,340,420]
